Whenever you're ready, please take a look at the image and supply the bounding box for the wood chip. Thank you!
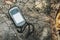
[4,0,16,5]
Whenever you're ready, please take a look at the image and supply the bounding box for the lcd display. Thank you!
[13,12,24,24]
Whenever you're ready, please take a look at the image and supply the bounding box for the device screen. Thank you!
[10,8,25,24]
[13,12,24,24]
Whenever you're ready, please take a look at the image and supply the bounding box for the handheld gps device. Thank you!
[9,6,26,27]
[9,6,34,38]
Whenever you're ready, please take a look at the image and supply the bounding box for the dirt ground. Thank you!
[0,0,60,40]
